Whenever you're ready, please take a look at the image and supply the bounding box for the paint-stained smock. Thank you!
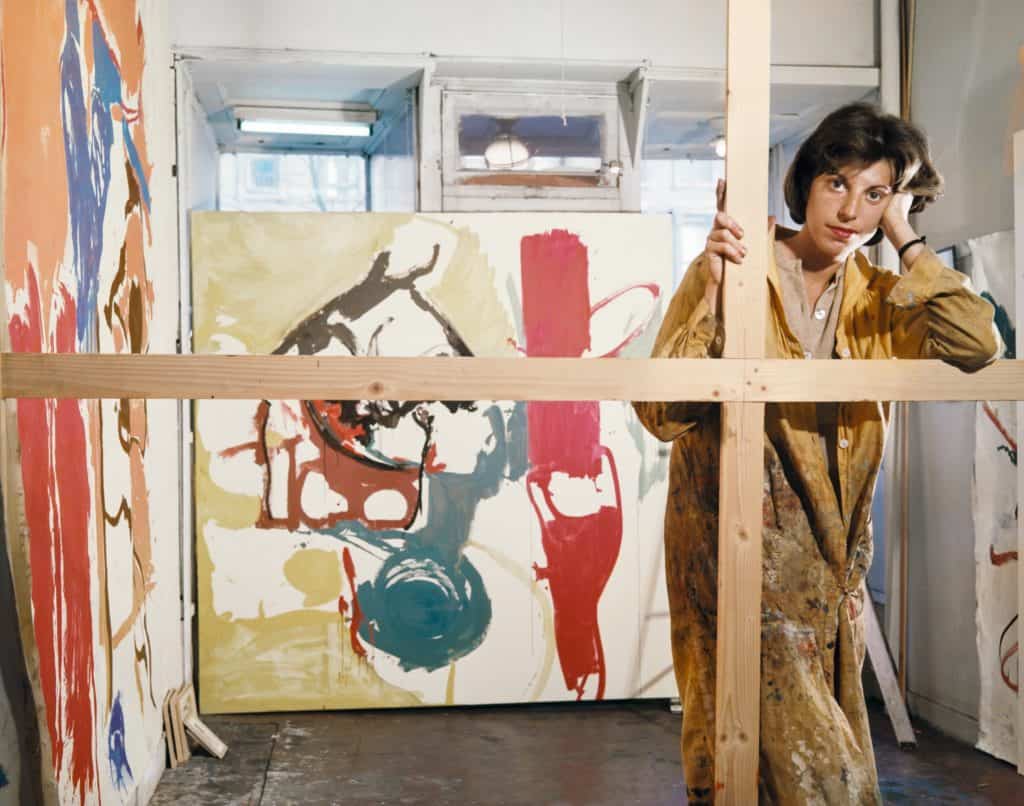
[633,229,999,805]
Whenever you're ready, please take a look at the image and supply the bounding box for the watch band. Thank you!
[897,235,927,260]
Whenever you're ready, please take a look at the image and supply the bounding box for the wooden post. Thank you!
[1013,128,1024,776]
[714,1,771,801]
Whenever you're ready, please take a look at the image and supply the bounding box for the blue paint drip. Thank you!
[108,693,133,790]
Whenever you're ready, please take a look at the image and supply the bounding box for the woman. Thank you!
[634,103,999,804]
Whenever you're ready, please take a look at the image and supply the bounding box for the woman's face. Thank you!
[803,159,894,260]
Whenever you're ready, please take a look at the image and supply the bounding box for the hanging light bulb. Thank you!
[484,134,530,170]
[712,135,727,158]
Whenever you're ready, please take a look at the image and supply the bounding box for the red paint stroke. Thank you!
[9,273,96,800]
[520,229,628,700]
[341,548,367,658]
[590,283,660,358]
[982,402,1017,453]
[990,545,1019,566]
[1001,641,1019,693]
[234,401,422,532]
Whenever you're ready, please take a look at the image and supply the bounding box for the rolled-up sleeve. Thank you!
[888,249,1001,371]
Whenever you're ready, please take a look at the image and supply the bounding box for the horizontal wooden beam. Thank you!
[1,354,737,401]
[746,358,1024,402]
[2,354,1024,402]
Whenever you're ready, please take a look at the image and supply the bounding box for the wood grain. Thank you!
[3,354,1024,402]
[714,1,771,801]
[0,354,743,401]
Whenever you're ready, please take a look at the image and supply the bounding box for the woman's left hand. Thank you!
[880,191,915,245]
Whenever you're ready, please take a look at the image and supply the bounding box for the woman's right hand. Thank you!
[705,179,747,287]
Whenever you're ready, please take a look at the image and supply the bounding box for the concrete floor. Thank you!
[152,700,1024,805]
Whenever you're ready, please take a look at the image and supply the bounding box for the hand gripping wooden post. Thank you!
[714,1,771,801]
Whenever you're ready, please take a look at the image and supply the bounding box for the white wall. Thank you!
[905,402,982,742]
[912,1,1023,249]
[171,0,877,69]
[906,0,1024,743]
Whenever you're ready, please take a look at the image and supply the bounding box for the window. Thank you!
[439,85,625,210]
[641,158,725,287]
[457,113,605,174]
[248,157,279,190]
[219,153,367,212]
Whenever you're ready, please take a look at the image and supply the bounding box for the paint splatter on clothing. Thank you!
[634,231,999,804]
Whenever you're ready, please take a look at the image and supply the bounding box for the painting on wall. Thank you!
[192,212,675,712]
[970,229,1017,763]
[1,1,179,802]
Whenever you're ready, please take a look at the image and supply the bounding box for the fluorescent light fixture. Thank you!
[233,104,377,139]
[238,119,372,137]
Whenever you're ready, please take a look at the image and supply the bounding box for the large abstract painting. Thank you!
[1,2,179,802]
[970,230,1017,762]
[193,212,675,712]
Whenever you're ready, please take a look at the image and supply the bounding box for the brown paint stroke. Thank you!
[990,544,1019,566]
[101,159,155,674]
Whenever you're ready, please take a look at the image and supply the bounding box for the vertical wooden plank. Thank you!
[173,56,196,690]
[878,0,907,658]
[715,1,771,802]
[1013,128,1024,776]
[417,62,443,212]
[861,581,916,746]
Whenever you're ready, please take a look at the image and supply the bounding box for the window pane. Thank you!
[219,153,367,212]
[457,113,604,172]
[641,158,725,286]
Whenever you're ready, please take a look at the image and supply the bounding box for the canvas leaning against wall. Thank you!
[192,212,676,713]
[1,0,180,803]
[970,229,1018,763]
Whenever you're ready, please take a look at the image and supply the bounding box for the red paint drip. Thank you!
[520,230,624,700]
[342,548,367,659]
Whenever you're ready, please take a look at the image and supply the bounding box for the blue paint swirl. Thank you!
[357,548,491,672]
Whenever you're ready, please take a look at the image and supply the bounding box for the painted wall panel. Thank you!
[1,1,181,802]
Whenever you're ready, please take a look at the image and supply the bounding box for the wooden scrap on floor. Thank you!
[170,685,192,766]
[180,683,229,759]
[861,581,916,748]
[162,690,181,769]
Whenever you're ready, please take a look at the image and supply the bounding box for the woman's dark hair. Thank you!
[783,102,944,232]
